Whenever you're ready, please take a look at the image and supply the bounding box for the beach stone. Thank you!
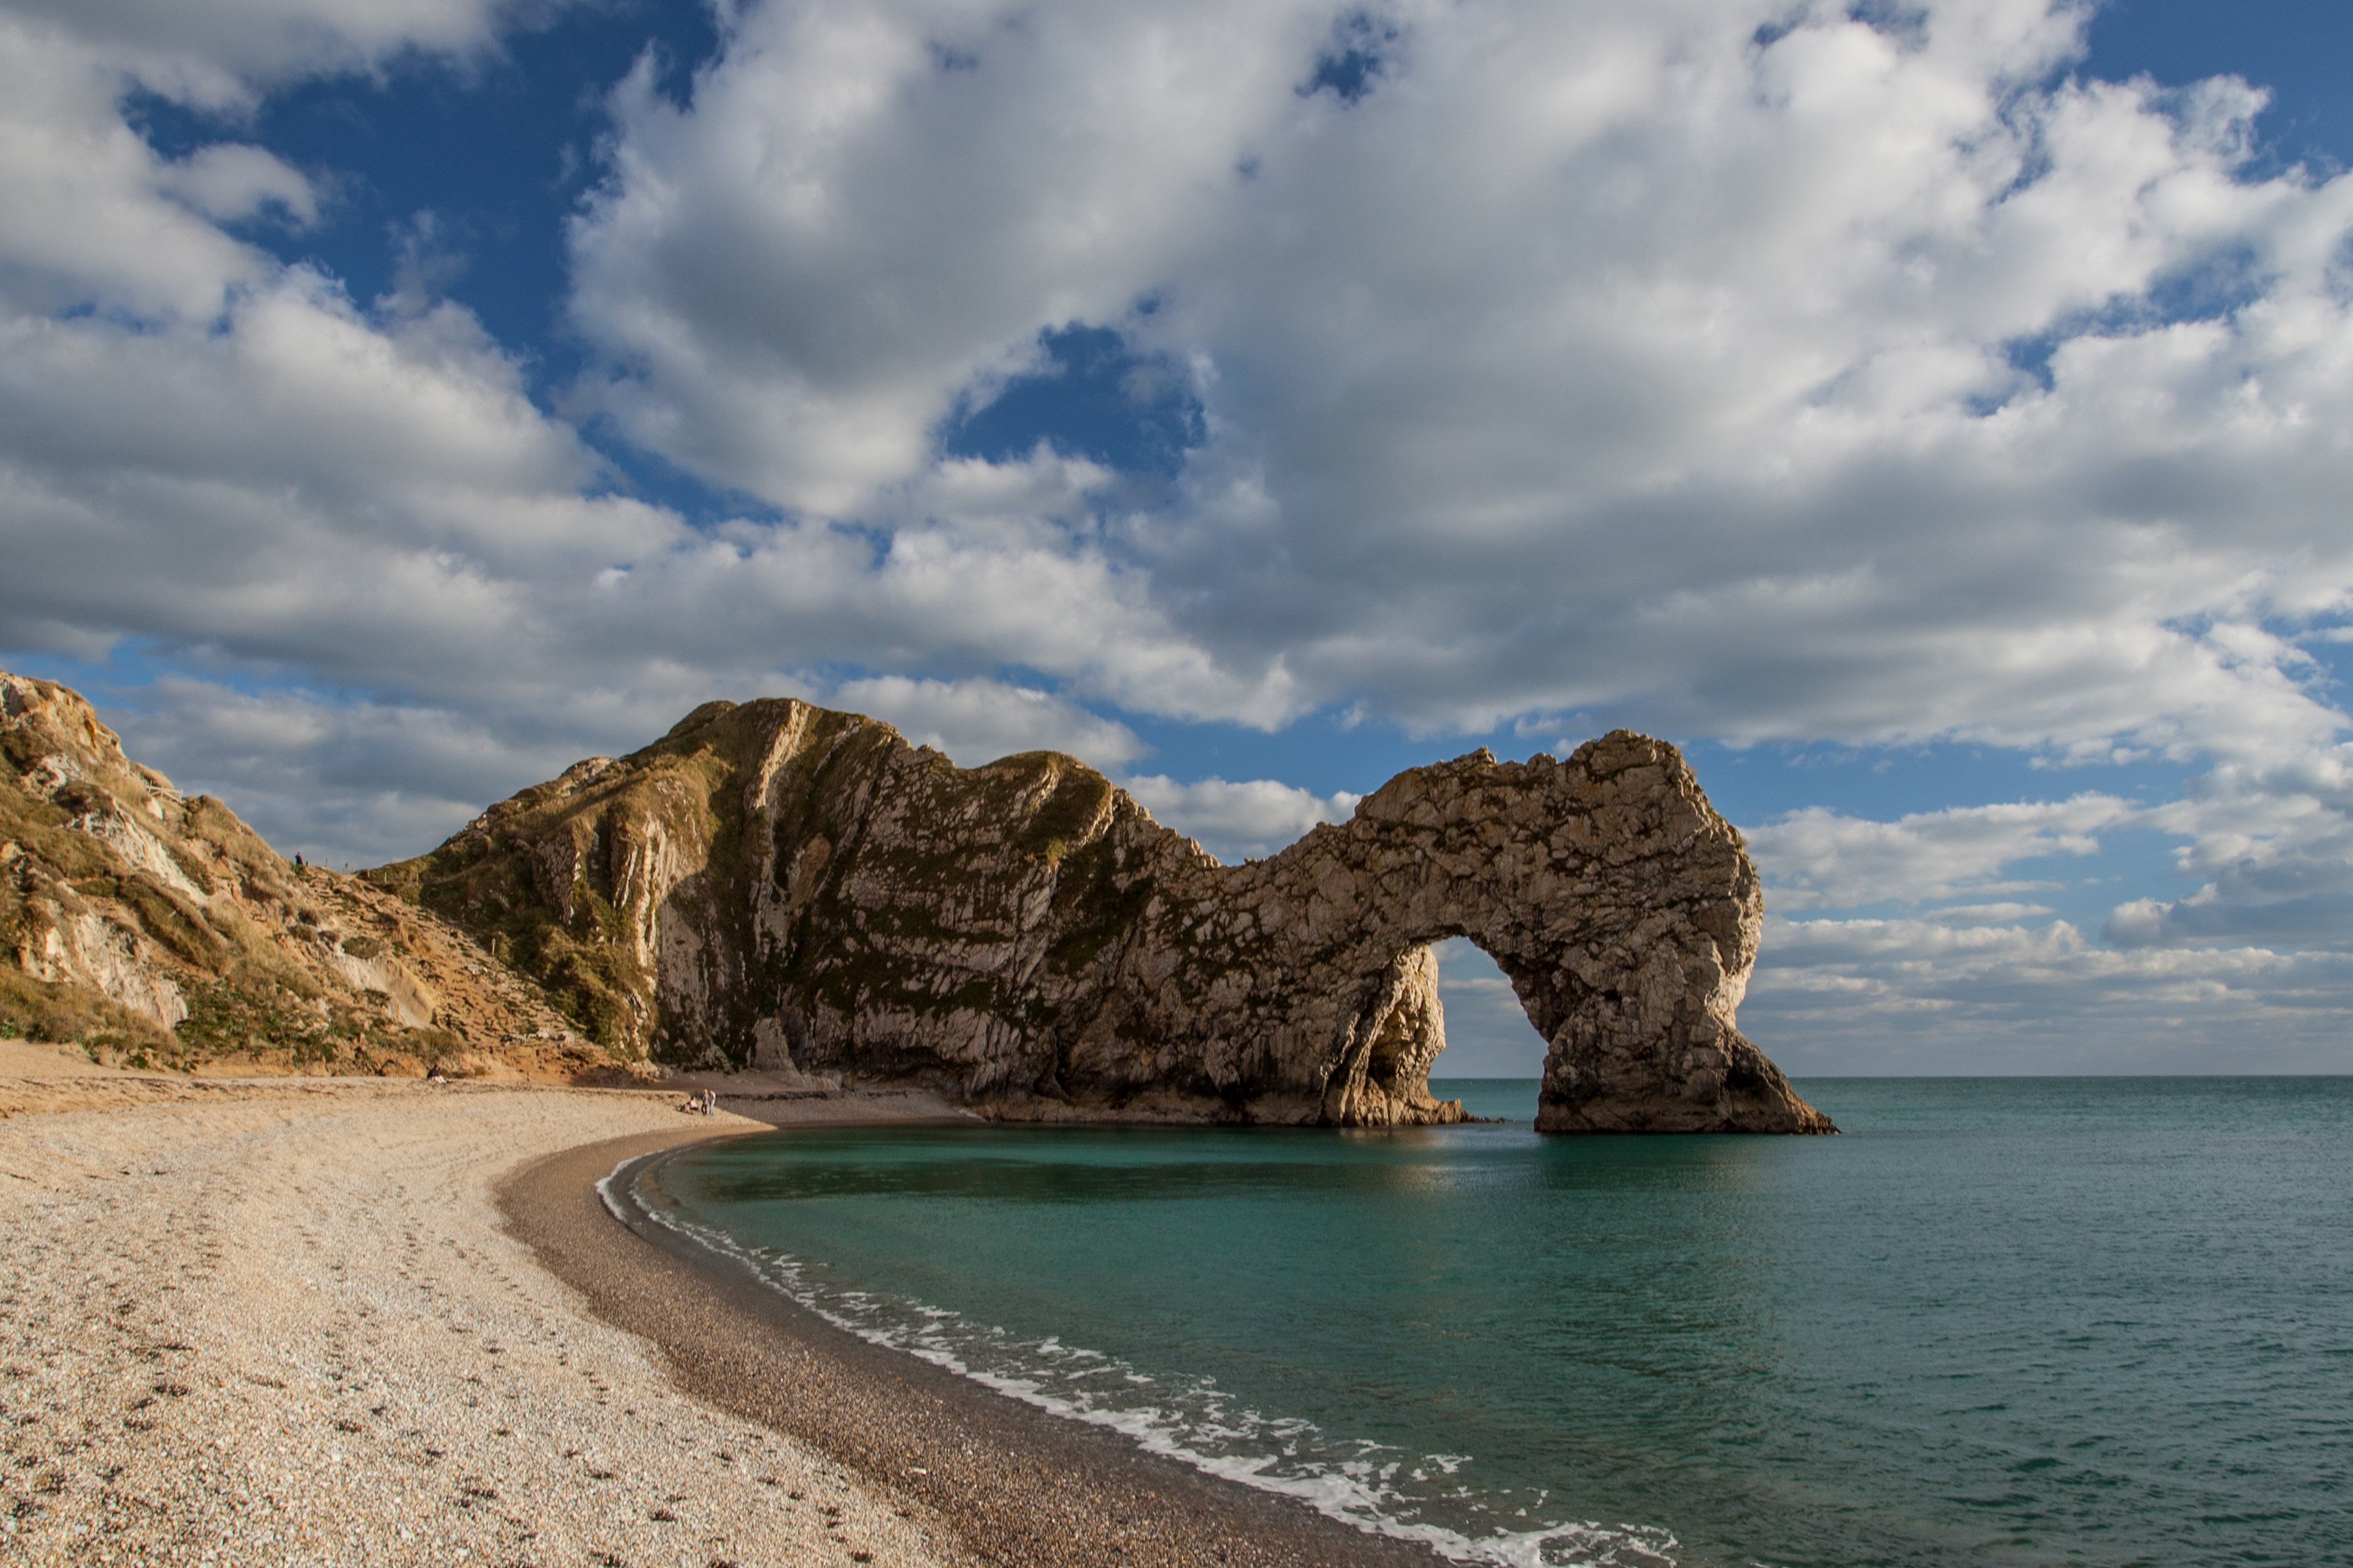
[381,699,1832,1134]
[0,1083,964,1567]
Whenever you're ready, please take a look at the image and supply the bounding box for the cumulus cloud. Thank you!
[1738,777,2353,1062]
[1120,774,1361,863]
[0,0,1273,853]
[1747,794,2139,910]
[103,675,588,867]
[5,0,550,104]
[829,675,1145,768]
[156,142,319,226]
[558,1,2353,999]
[2106,742,2353,947]
[8,0,2353,1064]
[567,0,2353,762]
[568,0,1322,516]
[21,0,2353,774]
[1746,913,2353,1072]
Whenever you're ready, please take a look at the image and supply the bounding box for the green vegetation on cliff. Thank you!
[359,700,1145,1070]
[3,669,608,1075]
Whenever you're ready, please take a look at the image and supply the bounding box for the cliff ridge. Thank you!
[1,671,613,1079]
[371,697,1831,1133]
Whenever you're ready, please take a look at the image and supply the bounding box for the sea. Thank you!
[625,1077,2352,1567]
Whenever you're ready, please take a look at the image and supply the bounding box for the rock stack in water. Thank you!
[374,697,1832,1133]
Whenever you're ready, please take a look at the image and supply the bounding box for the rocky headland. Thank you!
[1,671,614,1081]
[3,669,1825,1131]
[0,669,1834,1568]
[370,697,1831,1133]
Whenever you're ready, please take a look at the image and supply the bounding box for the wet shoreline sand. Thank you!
[502,1103,1450,1568]
[0,1056,1441,1566]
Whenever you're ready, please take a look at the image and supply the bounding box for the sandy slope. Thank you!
[0,1078,968,1567]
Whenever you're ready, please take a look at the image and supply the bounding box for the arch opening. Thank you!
[1427,936,1551,1080]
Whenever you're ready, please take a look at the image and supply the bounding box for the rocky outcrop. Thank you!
[1,671,607,1077]
[378,697,1830,1133]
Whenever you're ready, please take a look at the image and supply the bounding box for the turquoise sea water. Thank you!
[634,1078,2353,1567]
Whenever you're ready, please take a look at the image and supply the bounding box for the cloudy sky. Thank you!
[7,0,2353,1075]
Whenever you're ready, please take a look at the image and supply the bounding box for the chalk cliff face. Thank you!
[1,671,602,1077]
[377,697,1831,1133]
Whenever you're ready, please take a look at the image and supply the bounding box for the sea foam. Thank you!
[617,1150,1679,1568]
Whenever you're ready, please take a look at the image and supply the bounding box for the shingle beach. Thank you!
[0,1048,1440,1567]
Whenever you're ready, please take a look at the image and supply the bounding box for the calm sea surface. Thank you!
[634,1078,2353,1567]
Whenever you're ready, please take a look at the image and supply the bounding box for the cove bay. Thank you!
[638,1076,2353,1568]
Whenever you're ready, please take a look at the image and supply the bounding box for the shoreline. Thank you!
[502,1114,1452,1568]
[1,1066,1449,1565]
[0,1079,972,1565]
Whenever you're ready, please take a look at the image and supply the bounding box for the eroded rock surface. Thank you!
[1,671,609,1078]
[380,698,1830,1133]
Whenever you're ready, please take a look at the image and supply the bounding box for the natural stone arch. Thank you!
[1108,731,1834,1133]
[391,700,1831,1134]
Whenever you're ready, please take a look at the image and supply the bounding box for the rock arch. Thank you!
[392,701,1832,1134]
[1074,730,1834,1133]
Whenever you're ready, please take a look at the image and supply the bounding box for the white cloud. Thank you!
[568,0,1326,516]
[2106,742,2353,947]
[157,142,319,226]
[558,0,2353,973]
[103,676,593,867]
[1747,913,2353,1072]
[1925,902,2055,925]
[1746,794,2139,910]
[0,7,673,736]
[4,0,549,105]
[8,0,2353,1060]
[0,1,1284,861]
[829,675,1145,768]
[557,0,2353,782]
[0,20,266,319]
[18,0,2353,774]
[1119,774,1360,863]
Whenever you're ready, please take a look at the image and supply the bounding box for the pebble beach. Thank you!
[0,1047,1436,1568]
[0,1055,966,1567]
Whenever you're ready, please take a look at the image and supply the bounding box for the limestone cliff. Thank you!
[1,671,606,1077]
[373,697,1831,1133]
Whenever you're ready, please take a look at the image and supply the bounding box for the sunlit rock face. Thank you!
[1318,732,1832,1135]
[1,671,601,1078]
[385,697,1830,1133]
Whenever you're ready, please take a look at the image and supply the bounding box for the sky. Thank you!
[7,0,2353,1076]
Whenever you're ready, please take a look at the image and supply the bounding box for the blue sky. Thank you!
[8,0,2353,1074]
